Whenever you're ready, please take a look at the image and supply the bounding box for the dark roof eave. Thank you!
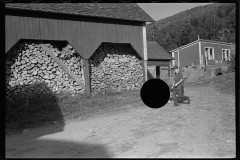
[5,6,155,22]
[148,58,174,61]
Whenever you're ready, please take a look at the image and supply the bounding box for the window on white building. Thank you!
[222,49,231,61]
[204,47,215,60]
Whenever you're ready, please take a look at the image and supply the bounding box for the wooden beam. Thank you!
[40,44,85,90]
[80,58,85,85]
[142,60,148,83]
[83,59,91,94]
[142,22,148,82]
[198,40,202,67]
[168,61,171,78]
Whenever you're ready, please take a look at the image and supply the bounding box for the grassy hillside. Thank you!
[147,3,236,51]
[186,72,235,95]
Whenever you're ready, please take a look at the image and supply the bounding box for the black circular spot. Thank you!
[140,79,170,109]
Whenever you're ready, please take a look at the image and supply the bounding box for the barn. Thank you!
[146,41,174,80]
[5,3,154,97]
[170,36,235,69]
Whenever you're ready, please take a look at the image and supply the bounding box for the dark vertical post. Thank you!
[142,61,147,83]
[168,62,171,78]
[83,59,91,94]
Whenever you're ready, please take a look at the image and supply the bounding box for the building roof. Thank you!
[5,3,154,22]
[170,39,235,52]
[147,41,174,60]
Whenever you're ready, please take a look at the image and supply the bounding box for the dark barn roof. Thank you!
[5,3,154,22]
[147,41,174,60]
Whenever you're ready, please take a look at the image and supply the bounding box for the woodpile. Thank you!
[5,42,144,98]
[5,41,84,98]
[89,43,143,94]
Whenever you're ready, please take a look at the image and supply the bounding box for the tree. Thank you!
[196,26,209,39]
[168,43,178,51]
[146,3,236,51]
[179,22,195,45]
[190,17,199,28]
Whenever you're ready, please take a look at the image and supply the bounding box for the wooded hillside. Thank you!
[147,3,236,51]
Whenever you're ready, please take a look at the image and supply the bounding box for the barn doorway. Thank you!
[5,39,85,99]
[88,42,144,94]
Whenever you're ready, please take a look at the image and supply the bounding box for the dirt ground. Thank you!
[5,86,235,158]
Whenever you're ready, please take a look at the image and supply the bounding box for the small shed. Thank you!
[170,37,235,69]
[5,3,154,95]
[146,41,174,79]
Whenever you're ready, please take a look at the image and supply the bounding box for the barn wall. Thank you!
[5,9,144,60]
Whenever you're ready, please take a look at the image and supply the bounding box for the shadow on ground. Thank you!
[6,137,112,158]
[5,41,111,158]
[5,78,111,158]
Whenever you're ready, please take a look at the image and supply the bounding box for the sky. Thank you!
[137,3,212,22]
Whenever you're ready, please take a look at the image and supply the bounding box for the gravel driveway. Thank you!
[6,86,235,158]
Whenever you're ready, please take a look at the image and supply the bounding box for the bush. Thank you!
[214,67,222,76]
[227,53,235,73]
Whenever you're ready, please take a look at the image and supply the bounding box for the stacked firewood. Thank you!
[5,41,84,98]
[89,43,143,94]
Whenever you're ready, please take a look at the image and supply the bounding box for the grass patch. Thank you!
[186,72,235,95]
[6,89,142,135]
[58,89,142,121]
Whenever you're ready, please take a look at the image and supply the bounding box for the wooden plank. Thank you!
[123,24,129,42]
[69,20,78,49]
[105,21,113,42]
[142,22,147,61]
[31,17,40,39]
[28,16,33,39]
[80,21,88,59]
[51,19,59,40]
[87,21,100,57]
[106,22,117,43]
[10,15,19,50]
[138,25,144,58]
[76,21,83,57]
[116,24,124,43]
[83,59,90,94]
[142,60,148,82]
[5,15,11,52]
[19,16,25,39]
[39,18,48,39]
[80,58,85,84]
[47,18,54,40]
[61,19,68,40]
[91,21,101,50]
[57,19,62,40]
[124,24,132,43]
[39,44,85,90]
[9,15,15,48]
[99,19,108,43]
[13,15,20,43]
[82,21,95,58]
[93,21,101,46]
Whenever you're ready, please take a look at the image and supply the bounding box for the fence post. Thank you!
[83,59,91,94]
